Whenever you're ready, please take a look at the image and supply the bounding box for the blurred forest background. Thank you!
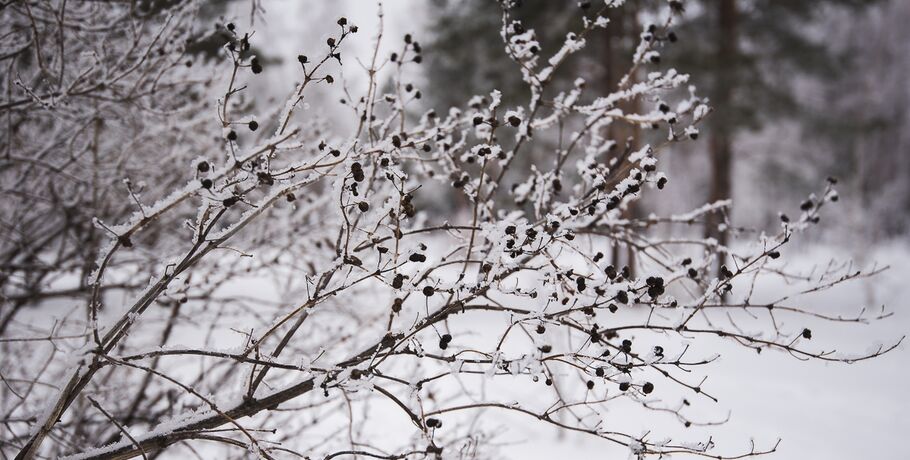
[241,0,910,251]
[425,0,910,244]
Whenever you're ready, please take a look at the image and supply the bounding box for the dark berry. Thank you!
[250,58,262,74]
[392,274,405,289]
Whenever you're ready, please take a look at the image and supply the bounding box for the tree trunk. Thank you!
[705,0,737,275]
[605,7,640,278]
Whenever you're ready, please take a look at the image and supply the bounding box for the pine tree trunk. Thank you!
[705,0,737,275]
[605,8,640,277]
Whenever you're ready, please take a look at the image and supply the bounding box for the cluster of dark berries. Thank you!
[399,193,416,219]
[226,31,251,54]
[351,162,365,182]
[405,34,422,63]
[621,339,633,354]
[575,276,586,292]
[256,171,274,186]
[439,333,452,349]
[391,33,422,64]
[644,24,678,44]
[645,276,665,298]
[223,195,239,208]
[197,161,213,189]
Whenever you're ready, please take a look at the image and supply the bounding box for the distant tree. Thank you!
[802,0,910,238]
[666,0,880,268]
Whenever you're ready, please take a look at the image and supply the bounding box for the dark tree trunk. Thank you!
[605,8,640,277]
[705,0,737,275]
